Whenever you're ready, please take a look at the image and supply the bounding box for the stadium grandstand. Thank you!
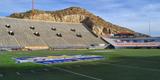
[102,37,160,49]
[0,17,107,51]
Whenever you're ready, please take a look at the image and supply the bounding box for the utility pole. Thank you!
[32,0,34,19]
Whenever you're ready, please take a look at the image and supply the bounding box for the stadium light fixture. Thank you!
[30,26,35,30]
[51,27,56,31]
[71,28,76,32]
[76,33,82,38]
[8,31,14,36]
[56,33,62,37]
[5,24,11,28]
[34,32,40,36]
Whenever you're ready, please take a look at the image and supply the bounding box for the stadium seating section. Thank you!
[0,17,106,50]
[102,37,160,48]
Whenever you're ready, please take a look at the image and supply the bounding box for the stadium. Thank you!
[1,17,160,51]
[0,0,160,80]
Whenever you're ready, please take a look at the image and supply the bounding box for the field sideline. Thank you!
[0,49,160,80]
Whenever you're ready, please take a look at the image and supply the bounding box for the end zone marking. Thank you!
[54,67,103,80]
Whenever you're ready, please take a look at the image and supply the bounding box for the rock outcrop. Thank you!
[9,7,136,36]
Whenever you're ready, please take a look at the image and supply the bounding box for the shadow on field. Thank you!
[102,55,160,70]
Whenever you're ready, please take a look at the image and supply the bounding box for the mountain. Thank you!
[9,7,144,37]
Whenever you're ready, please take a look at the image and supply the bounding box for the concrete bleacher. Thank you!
[0,18,21,48]
[0,17,106,50]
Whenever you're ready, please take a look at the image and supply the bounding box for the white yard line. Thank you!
[91,50,114,53]
[101,62,160,72]
[53,67,103,80]
[0,74,4,77]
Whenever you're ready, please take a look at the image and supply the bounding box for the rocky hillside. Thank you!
[9,7,136,37]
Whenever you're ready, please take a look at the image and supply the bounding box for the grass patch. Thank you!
[0,49,160,80]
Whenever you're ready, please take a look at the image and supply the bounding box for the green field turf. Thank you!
[0,49,160,80]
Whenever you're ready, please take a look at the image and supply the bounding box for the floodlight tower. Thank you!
[149,18,151,36]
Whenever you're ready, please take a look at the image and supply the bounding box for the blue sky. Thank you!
[0,0,160,36]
